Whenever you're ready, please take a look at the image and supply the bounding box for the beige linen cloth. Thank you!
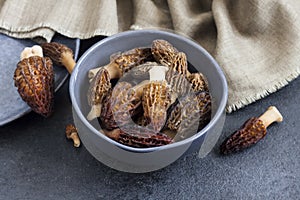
[1,0,299,112]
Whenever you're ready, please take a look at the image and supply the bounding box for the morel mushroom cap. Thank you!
[220,106,283,155]
[142,81,172,133]
[187,72,209,92]
[41,42,75,74]
[169,52,188,75]
[14,55,54,117]
[87,67,111,121]
[88,47,153,80]
[151,39,178,67]
[100,81,142,130]
[166,68,192,98]
[104,128,172,148]
[166,91,211,141]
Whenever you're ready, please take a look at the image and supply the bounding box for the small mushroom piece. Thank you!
[220,106,283,155]
[86,68,111,121]
[104,128,172,148]
[14,47,54,117]
[187,72,209,93]
[88,47,153,80]
[65,124,81,147]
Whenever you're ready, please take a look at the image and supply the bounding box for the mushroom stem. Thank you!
[88,63,122,80]
[88,47,153,80]
[20,45,43,60]
[258,106,283,128]
[88,66,105,79]
[65,124,81,147]
[149,65,168,81]
[61,51,76,74]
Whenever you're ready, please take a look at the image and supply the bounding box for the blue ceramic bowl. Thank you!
[70,30,227,173]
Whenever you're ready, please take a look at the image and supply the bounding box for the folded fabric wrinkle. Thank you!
[1,0,299,112]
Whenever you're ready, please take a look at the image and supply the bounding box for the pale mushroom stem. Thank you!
[88,63,122,80]
[88,66,103,79]
[20,45,43,60]
[61,51,76,74]
[149,65,168,81]
[258,106,283,128]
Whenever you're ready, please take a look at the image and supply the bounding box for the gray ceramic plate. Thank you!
[0,33,80,126]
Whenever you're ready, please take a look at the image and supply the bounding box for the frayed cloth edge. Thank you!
[226,68,300,113]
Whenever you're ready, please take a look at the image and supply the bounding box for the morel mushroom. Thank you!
[88,47,153,80]
[220,106,283,155]
[151,39,179,67]
[166,91,211,142]
[100,81,143,130]
[104,128,172,148]
[87,68,111,121]
[41,42,76,74]
[14,46,54,117]
[142,65,172,132]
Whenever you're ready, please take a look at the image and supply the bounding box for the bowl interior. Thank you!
[70,30,227,152]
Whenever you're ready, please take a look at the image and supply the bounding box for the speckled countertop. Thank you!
[0,37,299,200]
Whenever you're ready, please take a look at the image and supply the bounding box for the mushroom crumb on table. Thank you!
[65,124,81,148]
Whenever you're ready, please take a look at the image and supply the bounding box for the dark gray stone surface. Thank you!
[0,39,299,200]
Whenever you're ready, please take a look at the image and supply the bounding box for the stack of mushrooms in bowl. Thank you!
[86,39,211,147]
[69,30,228,173]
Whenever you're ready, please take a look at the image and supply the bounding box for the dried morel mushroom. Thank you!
[88,47,153,80]
[220,106,283,155]
[87,68,112,120]
[151,39,179,67]
[104,128,172,148]
[100,81,142,130]
[166,91,211,142]
[142,65,172,132]
[41,42,75,73]
[14,46,54,117]
[142,81,172,132]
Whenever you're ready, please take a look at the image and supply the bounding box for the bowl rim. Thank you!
[70,29,228,153]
